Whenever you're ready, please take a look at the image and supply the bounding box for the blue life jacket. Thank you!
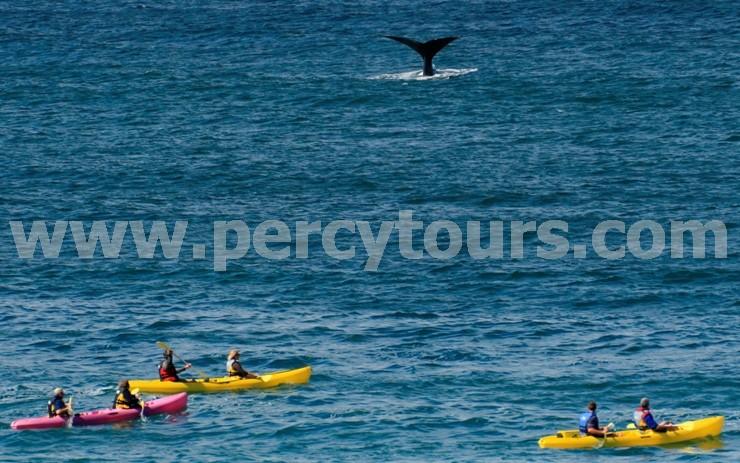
[579,411,595,434]
[48,397,66,418]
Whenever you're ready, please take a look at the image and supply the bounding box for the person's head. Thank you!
[118,379,130,391]
[588,401,597,411]
[640,397,650,409]
[163,349,173,358]
[53,387,64,397]
[228,350,240,360]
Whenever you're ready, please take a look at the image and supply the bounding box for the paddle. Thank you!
[131,388,146,421]
[156,341,208,378]
[65,396,74,428]
[593,422,616,449]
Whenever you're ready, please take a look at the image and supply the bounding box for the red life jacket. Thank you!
[159,360,178,381]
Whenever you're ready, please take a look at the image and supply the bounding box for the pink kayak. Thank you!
[10,392,187,430]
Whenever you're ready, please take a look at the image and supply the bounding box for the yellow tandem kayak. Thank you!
[129,366,311,394]
[538,416,724,449]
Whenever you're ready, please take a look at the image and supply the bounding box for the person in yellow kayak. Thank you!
[226,350,259,379]
[633,397,678,432]
[159,348,191,381]
[579,401,613,437]
[113,380,143,410]
[48,387,72,418]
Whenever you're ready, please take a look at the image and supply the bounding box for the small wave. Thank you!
[371,68,478,81]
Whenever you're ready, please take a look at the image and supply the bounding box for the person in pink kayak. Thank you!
[226,350,259,379]
[113,380,143,410]
[47,388,71,418]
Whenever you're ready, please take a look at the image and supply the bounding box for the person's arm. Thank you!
[587,416,615,437]
[587,416,605,437]
[176,362,192,374]
[654,415,678,432]
[644,413,659,430]
[132,391,144,409]
[235,361,259,379]
[55,401,71,415]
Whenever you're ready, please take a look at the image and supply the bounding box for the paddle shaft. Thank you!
[170,350,187,365]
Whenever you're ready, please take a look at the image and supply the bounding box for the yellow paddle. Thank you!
[156,341,208,378]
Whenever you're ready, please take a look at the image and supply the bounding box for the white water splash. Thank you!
[371,68,478,81]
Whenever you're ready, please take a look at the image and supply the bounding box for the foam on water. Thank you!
[371,68,479,81]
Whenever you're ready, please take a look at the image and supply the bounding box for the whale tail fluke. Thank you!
[384,36,459,76]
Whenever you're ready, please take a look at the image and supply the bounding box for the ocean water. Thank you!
[1,1,739,461]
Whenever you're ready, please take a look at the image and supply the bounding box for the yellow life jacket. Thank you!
[114,390,140,409]
[227,359,241,376]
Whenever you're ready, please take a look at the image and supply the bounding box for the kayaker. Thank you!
[226,350,259,379]
[634,397,678,432]
[47,387,72,418]
[113,380,143,410]
[159,349,191,381]
[579,401,613,437]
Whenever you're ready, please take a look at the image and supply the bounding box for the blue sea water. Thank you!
[1,1,739,461]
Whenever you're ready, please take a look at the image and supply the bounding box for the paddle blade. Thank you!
[66,397,74,428]
[156,341,171,350]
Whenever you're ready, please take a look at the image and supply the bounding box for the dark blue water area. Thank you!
[1,1,738,461]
